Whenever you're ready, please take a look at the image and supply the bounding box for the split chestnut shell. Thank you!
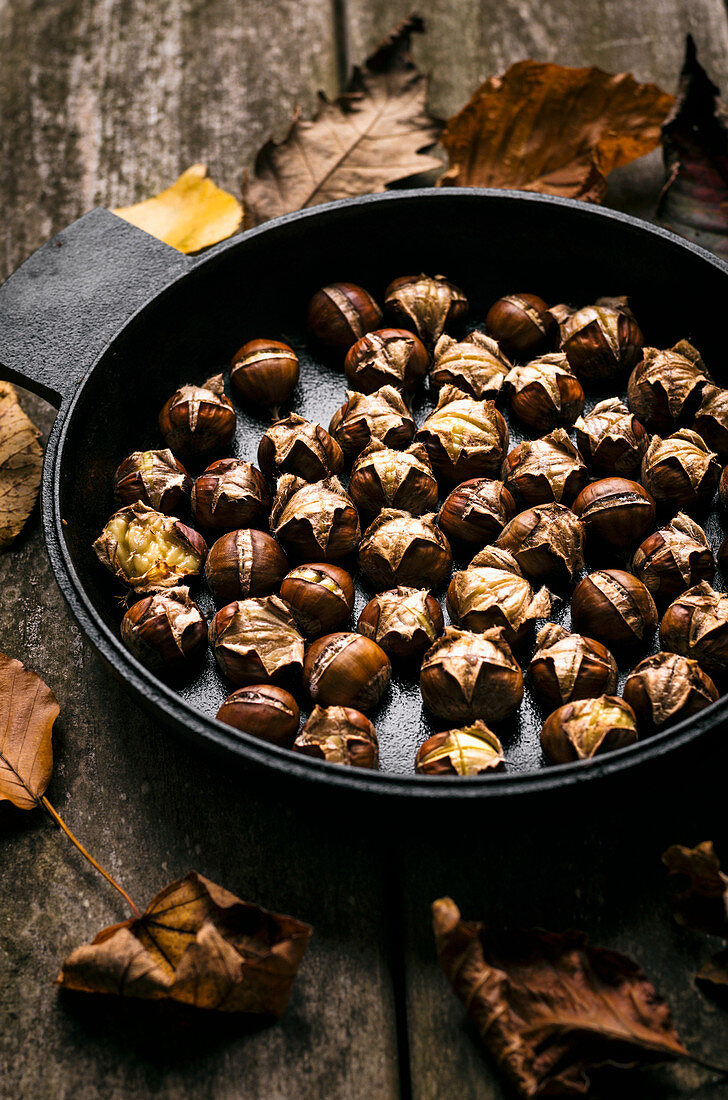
[204,528,288,606]
[660,581,728,681]
[495,503,584,586]
[271,475,360,563]
[632,513,715,601]
[640,429,721,513]
[358,509,452,591]
[384,274,467,345]
[430,331,511,399]
[229,338,299,410]
[504,352,584,434]
[528,623,618,712]
[485,293,556,357]
[329,386,416,458]
[158,373,236,458]
[344,328,429,394]
[303,632,391,712]
[209,595,305,686]
[348,441,438,519]
[503,429,588,507]
[120,587,207,673]
[216,685,300,747]
[574,398,648,477]
[623,652,718,733]
[307,282,382,350]
[357,587,444,659]
[191,458,270,530]
[560,300,643,382]
[415,721,505,776]
[93,502,207,592]
[257,413,344,483]
[416,385,509,484]
[280,563,355,636]
[571,569,658,649]
[541,695,638,764]
[419,626,523,723]
[293,705,379,768]
[114,449,191,514]
[627,340,710,432]
[446,547,552,648]
[438,477,516,547]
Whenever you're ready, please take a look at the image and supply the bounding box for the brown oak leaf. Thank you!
[663,840,728,938]
[439,61,673,202]
[242,15,442,227]
[58,872,312,1018]
[0,652,58,810]
[433,896,686,1098]
[0,382,43,551]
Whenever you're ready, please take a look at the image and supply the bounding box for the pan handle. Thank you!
[0,208,191,407]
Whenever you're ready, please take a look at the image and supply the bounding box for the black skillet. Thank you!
[1,188,727,804]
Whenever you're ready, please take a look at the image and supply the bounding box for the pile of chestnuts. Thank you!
[92,273,728,779]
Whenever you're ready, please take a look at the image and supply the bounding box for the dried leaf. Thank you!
[696,947,728,993]
[440,62,673,202]
[433,896,686,1098]
[114,165,242,254]
[658,36,728,258]
[0,382,43,550]
[663,841,728,937]
[58,872,312,1017]
[243,15,442,227]
[0,652,58,809]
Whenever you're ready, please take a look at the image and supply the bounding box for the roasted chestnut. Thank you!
[438,477,517,547]
[660,581,728,681]
[446,547,551,647]
[692,384,728,462]
[93,502,207,592]
[344,328,429,394]
[271,475,360,563]
[280,563,355,636]
[504,353,584,433]
[229,338,299,411]
[641,429,721,513]
[216,685,300,747]
[528,623,618,711]
[158,374,236,458]
[571,569,658,649]
[114,449,191,514]
[541,695,638,764]
[191,458,270,529]
[495,503,584,586]
[348,441,438,519]
[204,528,288,605]
[415,721,504,776]
[120,587,207,672]
[560,299,643,382]
[415,385,509,484]
[485,293,556,357]
[627,340,710,432]
[574,398,648,477]
[329,386,416,458]
[303,632,391,711]
[358,509,452,590]
[572,477,656,550]
[357,587,444,658]
[420,626,523,723]
[257,413,344,482]
[292,705,379,768]
[384,274,468,344]
[632,513,715,601]
[209,595,304,686]
[503,429,588,507]
[622,652,718,733]
[307,282,382,349]
[430,331,511,399]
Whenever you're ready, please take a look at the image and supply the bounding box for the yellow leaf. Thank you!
[113,165,242,254]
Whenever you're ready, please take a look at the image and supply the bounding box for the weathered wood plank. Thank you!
[0,2,400,1097]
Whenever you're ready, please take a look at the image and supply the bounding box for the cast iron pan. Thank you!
[1,188,727,803]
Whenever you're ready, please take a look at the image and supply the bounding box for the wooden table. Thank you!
[3,2,728,1096]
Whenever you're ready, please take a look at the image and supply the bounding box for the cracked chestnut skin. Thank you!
[384,274,468,345]
[258,414,344,483]
[419,626,523,723]
[229,338,299,410]
[357,586,444,659]
[632,513,715,601]
[415,721,504,776]
[574,398,648,477]
[204,528,288,606]
[438,478,516,547]
[120,587,208,673]
[495,503,584,586]
[528,624,618,712]
[485,293,556,357]
[660,581,728,682]
[191,458,270,530]
[358,510,452,591]
[560,300,643,382]
[344,328,429,394]
[307,282,382,349]
[114,449,192,514]
[216,685,300,747]
[571,569,658,649]
[280,563,355,637]
[158,374,236,458]
[541,695,638,764]
[622,652,718,733]
[293,705,379,768]
[348,442,438,519]
[572,477,656,551]
[303,632,391,712]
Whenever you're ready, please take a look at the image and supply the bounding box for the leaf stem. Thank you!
[41,796,141,918]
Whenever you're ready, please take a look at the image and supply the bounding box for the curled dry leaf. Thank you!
[440,62,673,201]
[243,15,442,227]
[658,37,728,258]
[0,652,58,809]
[114,165,242,254]
[662,841,728,938]
[433,896,686,1098]
[0,382,43,551]
[58,871,312,1018]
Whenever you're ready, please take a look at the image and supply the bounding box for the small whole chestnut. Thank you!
[209,595,304,686]
[415,721,505,776]
[348,441,439,519]
[627,340,710,432]
[257,413,344,483]
[541,695,638,764]
[357,586,444,658]
[229,338,299,412]
[574,398,648,478]
[430,331,511,399]
[358,509,452,590]
[280,562,355,636]
[292,705,379,768]
[571,569,658,649]
[572,477,656,550]
[485,293,556,357]
[416,385,509,484]
[191,458,270,529]
[495,503,584,586]
[303,632,391,711]
[344,328,429,394]
[529,624,618,711]
[660,581,728,681]
[693,384,728,462]
[216,685,300,747]
[503,429,588,507]
[204,528,288,606]
[114,449,191,514]
[384,274,468,345]
[446,547,552,648]
[158,374,236,458]
[641,429,721,513]
[93,502,207,592]
[632,513,715,601]
[504,353,584,433]
[438,477,517,547]
[420,626,524,723]
[271,475,361,563]
[120,587,207,673]
[622,652,718,733]
[329,386,416,458]
[307,282,382,349]
[560,299,643,382]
